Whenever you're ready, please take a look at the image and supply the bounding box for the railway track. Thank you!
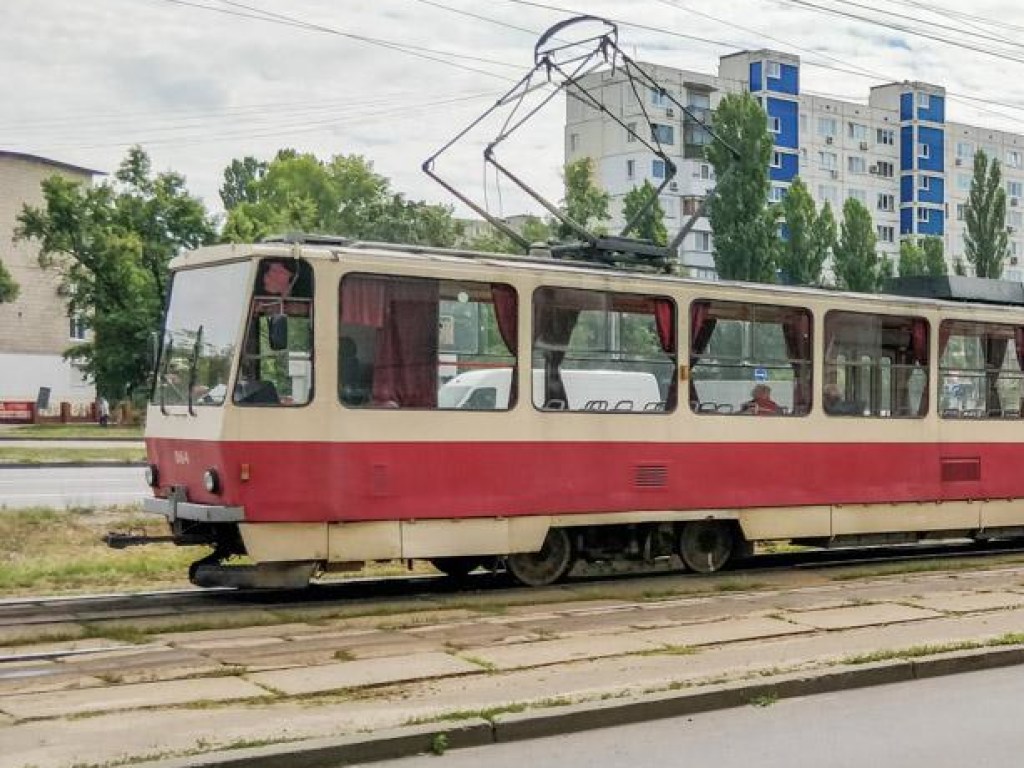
[3,539,1024,641]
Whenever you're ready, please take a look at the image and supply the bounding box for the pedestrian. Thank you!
[98,397,110,427]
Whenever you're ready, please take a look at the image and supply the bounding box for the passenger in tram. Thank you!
[741,384,781,415]
[823,383,860,415]
[339,337,371,405]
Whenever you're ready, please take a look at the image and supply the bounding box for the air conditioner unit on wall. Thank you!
[955,158,963,166]
[666,108,675,118]
[869,165,879,174]
[669,181,679,191]
[859,141,868,151]
[1013,198,1020,207]
[826,136,834,144]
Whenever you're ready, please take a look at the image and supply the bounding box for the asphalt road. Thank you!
[366,665,1024,768]
[0,465,148,509]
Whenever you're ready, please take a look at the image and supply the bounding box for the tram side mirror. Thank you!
[268,314,289,351]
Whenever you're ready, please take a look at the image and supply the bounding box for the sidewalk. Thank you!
[3,564,1024,767]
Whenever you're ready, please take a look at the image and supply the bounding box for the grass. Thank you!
[830,556,1024,581]
[840,632,1024,665]
[0,506,199,597]
[2,424,143,439]
[0,447,146,464]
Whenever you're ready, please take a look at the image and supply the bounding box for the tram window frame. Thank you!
[233,258,315,409]
[338,273,519,411]
[823,310,929,418]
[939,320,1024,419]
[531,287,678,414]
[689,300,813,417]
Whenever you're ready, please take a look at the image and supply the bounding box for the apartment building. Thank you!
[0,151,101,409]
[566,50,1024,280]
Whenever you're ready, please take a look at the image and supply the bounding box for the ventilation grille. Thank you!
[941,457,981,483]
[634,464,668,488]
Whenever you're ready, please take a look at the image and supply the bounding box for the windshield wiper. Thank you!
[186,325,204,417]
[158,337,174,416]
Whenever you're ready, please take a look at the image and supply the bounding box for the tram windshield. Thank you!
[155,261,251,408]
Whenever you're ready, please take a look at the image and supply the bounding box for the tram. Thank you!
[134,236,1024,588]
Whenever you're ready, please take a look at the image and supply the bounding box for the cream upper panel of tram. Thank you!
[156,243,1024,445]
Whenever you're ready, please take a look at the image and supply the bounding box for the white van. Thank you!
[438,368,664,411]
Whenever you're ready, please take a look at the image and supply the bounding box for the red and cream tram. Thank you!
[138,236,1024,588]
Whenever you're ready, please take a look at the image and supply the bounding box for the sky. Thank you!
[5,0,1024,226]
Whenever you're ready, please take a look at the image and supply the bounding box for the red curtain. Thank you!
[984,336,1009,414]
[491,284,519,405]
[911,318,929,415]
[340,276,388,328]
[689,301,717,407]
[654,298,676,408]
[1016,327,1024,372]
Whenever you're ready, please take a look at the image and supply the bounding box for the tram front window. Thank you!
[156,262,251,408]
[234,258,314,406]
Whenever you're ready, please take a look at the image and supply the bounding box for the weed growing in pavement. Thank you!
[749,692,779,707]
[830,556,1024,582]
[333,650,356,662]
[840,632,1024,665]
[430,733,449,756]
[460,655,498,672]
[405,696,574,726]
[639,644,699,657]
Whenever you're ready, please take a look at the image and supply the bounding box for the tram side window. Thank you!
[939,321,1024,419]
[689,300,812,416]
[234,258,314,407]
[823,311,928,418]
[532,287,676,413]
[338,274,517,410]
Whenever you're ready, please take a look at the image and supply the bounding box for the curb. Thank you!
[133,645,1024,767]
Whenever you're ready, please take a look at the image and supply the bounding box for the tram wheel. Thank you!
[678,521,735,574]
[430,557,484,580]
[507,528,574,587]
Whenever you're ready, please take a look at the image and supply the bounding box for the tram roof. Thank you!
[171,238,1024,318]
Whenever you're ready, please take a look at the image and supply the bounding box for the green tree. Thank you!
[220,150,460,247]
[832,198,887,292]
[705,92,778,282]
[965,149,1009,278]
[558,157,610,240]
[899,237,947,277]
[0,260,18,303]
[219,156,268,209]
[621,180,668,245]
[16,146,216,400]
[776,178,835,285]
[465,216,552,254]
[922,236,947,276]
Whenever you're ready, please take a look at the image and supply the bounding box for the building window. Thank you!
[956,203,967,221]
[682,196,704,216]
[650,88,668,107]
[876,128,895,146]
[877,225,895,243]
[569,133,579,152]
[848,156,867,174]
[817,185,839,206]
[626,122,637,143]
[771,151,783,168]
[824,311,929,418]
[818,117,838,138]
[652,159,666,179]
[766,60,781,79]
[1008,180,1023,197]
[920,175,931,192]
[875,161,895,178]
[957,173,972,191]
[919,143,930,160]
[690,300,813,416]
[341,274,517,410]
[956,141,974,159]
[848,122,868,141]
[626,159,635,180]
[1009,210,1022,228]
[69,314,88,341]
[917,208,930,223]
[1008,151,1022,169]
[651,123,674,145]
[695,231,711,251]
[917,92,931,110]
[818,151,837,170]
[847,188,867,205]
[769,116,781,134]
[940,321,1024,419]
[770,185,786,202]
[699,163,711,180]
[877,193,895,212]
[531,287,677,412]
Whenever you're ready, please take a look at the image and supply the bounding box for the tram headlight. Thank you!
[203,468,221,494]
[144,464,159,488]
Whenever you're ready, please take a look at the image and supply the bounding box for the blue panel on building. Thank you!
[768,63,799,95]
[901,93,914,121]
[770,153,798,182]
[749,62,762,92]
[918,175,944,205]
[918,208,944,236]
[901,208,913,235]
[918,126,945,173]
[768,98,799,149]
[901,174,914,203]
[918,95,945,124]
[900,126,914,172]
